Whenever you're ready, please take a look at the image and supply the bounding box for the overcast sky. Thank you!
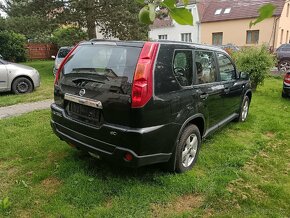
[0,0,7,17]
[0,0,5,16]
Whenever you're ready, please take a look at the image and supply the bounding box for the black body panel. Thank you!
[51,40,252,167]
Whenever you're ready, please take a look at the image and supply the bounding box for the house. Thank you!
[200,0,290,50]
[149,0,201,43]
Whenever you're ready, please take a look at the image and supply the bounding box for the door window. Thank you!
[216,53,236,81]
[195,51,217,84]
[173,50,193,86]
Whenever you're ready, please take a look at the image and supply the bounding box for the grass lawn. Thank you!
[0,61,54,107]
[0,77,289,217]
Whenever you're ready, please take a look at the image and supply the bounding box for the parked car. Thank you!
[52,46,72,75]
[217,43,240,52]
[0,58,40,94]
[51,40,252,173]
[282,71,290,98]
[276,44,290,72]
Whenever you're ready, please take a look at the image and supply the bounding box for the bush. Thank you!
[0,31,27,62]
[233,45,275,90]
[51,27,88,47]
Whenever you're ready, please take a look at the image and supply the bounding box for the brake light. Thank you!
[131,42,159,108]
[54,44,79,85]
[284,73,290,85]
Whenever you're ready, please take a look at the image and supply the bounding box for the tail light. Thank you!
[131,42,159,108]
[54,44,79,85]
[284,73,290,86]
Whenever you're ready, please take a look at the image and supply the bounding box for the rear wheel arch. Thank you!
[166,115,205,172]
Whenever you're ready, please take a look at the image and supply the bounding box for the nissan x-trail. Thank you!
[51,40,252,173]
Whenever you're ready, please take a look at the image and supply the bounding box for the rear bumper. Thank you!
[51,103,177,167]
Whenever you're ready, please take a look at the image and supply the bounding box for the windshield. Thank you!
[63,45,141,83]
[58,48,71,58]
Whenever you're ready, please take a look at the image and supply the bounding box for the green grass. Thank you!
[0,78,289,217]
[0,61,54,107]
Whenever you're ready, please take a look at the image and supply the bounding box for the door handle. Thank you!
[200,93,209,100]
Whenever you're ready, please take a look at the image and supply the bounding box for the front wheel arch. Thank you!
[11,76,34,91]
[11,76,34,94]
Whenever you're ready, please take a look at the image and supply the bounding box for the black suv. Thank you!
[51,40,252,173]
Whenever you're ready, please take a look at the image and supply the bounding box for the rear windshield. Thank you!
[63,45,141,83]
[58,48,71,58]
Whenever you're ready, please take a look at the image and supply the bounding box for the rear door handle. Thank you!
[200,93,209,100]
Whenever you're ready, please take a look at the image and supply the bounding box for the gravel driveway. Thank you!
[0,99,53,119]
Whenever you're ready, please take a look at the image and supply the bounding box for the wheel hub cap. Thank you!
[182,134,198,168]
[242,101,249,121]
[17,82,29,93]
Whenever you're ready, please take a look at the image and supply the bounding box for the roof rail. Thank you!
[90,38,119,42]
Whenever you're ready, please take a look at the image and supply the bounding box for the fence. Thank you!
[26,43,58,60]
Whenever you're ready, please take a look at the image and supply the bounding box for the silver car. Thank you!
[52,47,72,75]
[0,58,40,94]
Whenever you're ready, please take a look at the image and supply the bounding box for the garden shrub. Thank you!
[233,45,275,90]
[0,31,27,62]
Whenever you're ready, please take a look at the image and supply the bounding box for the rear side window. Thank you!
[173,50,193,86]
[154,44,182,95]
[63,45,141,83]
[195,51,217,84]
[216,53,236,81]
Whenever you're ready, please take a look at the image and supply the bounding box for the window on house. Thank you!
[280,29,284,44]
[215,9,222,15]
[224,8,231,14]
[212,32,223,45]
[246,30,259,44]
[286,31,289,44]
[158,35,168,40]
[181,33,192,42]
[287,3,289,17]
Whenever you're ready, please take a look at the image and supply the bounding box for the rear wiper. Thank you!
[72,78,106,85]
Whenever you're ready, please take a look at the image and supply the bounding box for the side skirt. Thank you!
[203,113,239,139]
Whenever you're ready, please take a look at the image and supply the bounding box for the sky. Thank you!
[0,0,7,17]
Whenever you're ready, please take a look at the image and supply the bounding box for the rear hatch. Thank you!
[55,41,143,127]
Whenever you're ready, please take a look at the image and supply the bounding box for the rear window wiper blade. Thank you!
[72,78,106,84]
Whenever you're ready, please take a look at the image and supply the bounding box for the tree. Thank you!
[0,0,147,40]
[233,46,275,90]
[0,31,27,62]
[51,27,88,47]
[99,0,148,40]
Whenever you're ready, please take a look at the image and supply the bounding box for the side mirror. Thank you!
[51,55,56,59]
[240,72,250,80]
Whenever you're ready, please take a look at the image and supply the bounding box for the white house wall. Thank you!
[149,5,200,43]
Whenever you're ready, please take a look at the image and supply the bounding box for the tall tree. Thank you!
[0,0,148,40]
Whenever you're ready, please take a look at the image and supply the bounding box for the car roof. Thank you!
[59,46,73,50]
[80,39,226,53]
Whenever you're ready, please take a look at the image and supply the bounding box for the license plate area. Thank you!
[67,101,101,126]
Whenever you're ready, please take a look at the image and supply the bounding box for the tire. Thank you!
[237,96,250,122]
[12,77,33,94]
[278,60,290,72]
[174,124,201,173]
